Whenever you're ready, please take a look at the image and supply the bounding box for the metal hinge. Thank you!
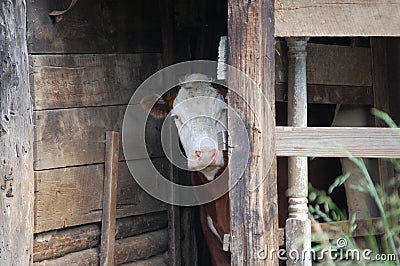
[218,131,228,151]
[223,234,231,252]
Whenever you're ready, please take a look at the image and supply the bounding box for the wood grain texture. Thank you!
[275,0,400,36]
[370,38,395,194]
[228,0,278,264]
[276,40,372,86]
[0,1,34,264]
[34,229,168,265]
[33,248,99,266]
[276,127,400,158]
[100,132,120,266]
[33,212,168,262]
[33,105,163,170]
[275,83,373,105]
[120,255,166,266]
[114,229,168,265]
[34,160,168,233]
[277,218,385,246]
[30,54,162,110]
[27,0,162,53]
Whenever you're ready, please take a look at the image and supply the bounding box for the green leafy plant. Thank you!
[308,109,400,265]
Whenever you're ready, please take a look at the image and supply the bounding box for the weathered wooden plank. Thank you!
[33,229,168,265]
[33,248,99,266]
[114,229,168,265]
[33,212,168,262]
[370,38,395,195]
[275,83,373,105]
[27,0,162,53]
[228,0,278,265]
[275,0,400,36]
[120,255,166,266]
[34,160,168,233]
[276,127,400,158]
[0,1,34,265]
[100,132,120,266]
[33,105,163,170]
[277,218,385,246]
[276,41,372,86]
[388,39,400,125]
[30,54,162,110]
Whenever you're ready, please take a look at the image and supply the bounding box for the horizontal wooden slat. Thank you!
[276,41,372,87]
[278,218,384,246]
[275,83,373,105]
[27,0,162,53]
[276,127,400,158]
[120,255,166,266]
[30,54,162,110]
[33,229,168,266]
[34,105,163,170]
[34,160,169,233]
[33,212,167,262]
[275,0,400,36]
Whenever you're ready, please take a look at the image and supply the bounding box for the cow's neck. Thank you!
[200,166,221,181]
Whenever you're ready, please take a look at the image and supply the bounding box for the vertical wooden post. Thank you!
[228,0,278,265]
[0,1,34,265]
[100,131,120,266]
[158,2,182,265]
[370,38,394,194]
[285,37,311,266]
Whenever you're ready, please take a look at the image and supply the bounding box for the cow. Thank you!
[140,73,378,265]
[141,73,231,265]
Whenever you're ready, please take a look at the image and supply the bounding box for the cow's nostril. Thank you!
[194,150,202,160]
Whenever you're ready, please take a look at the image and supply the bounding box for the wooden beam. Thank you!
[370,38,395,194]
[276,41,372,87]
[278,218,385,246]
[228,0,278,265]
[276,127,400,158]
[100,132,120,266]
[275,83,373,105]
[275,0,400,37]
[33,229,168,266]
[33,212,167,262]
[0,1,34,265]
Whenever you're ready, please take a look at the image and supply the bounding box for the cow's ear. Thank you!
[140,94,171,119]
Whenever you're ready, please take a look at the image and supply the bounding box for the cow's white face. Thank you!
[141,74,227,181]
[172,75,227,180]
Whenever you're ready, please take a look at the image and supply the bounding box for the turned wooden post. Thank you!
[285,37,311,266]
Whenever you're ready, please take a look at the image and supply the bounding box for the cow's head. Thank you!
[140,74,227,181]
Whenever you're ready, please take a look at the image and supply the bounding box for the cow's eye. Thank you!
[172,114,182,123]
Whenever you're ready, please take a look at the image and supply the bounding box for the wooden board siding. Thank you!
[275,0,400,37]
[275,41,372,86]
[30,54,162,110]
[34,160,168,233]
[27,0,162,54]
[33,105,163,170]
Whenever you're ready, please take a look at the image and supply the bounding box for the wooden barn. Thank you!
[1,0,400,265]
